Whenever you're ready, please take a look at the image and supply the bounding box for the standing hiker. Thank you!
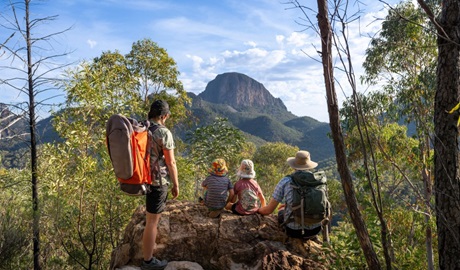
[142,100,179,270]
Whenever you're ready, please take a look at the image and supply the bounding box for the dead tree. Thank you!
[0,1,71,268]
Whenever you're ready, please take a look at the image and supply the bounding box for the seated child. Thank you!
[202,158,234,218]
[226,159,266,215]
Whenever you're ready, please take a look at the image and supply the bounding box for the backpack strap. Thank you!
[148,123,166,186]
[282,174,309,235]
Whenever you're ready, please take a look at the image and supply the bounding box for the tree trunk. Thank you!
[25,1,41,269]
[434,1,460,269]
[421,137,434,270]
[316,0,381,269]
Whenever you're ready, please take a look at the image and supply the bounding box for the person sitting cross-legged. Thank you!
[201,158,234,218]
[226,159,266,215]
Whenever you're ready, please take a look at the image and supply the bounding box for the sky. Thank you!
[0,0,399,123]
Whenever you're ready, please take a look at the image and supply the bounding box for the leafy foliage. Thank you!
[356,2,438,268]
[0,169,30,270]
[31,38,191,268]
[328,203,437,269]
[252,142,299,200]
[185,117,249,199]
[185,117,246,170]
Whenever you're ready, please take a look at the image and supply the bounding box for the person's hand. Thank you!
[171,185,179,199]
[225,202,233,210]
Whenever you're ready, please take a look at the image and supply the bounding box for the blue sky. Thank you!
[0,0,398,122]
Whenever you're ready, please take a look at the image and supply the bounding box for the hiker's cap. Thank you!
[208,158,228,176]
[286,150,318,170]
[237,159,256,178]
[148,99,170,118]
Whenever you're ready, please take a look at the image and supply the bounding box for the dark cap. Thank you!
[148,100,170,119]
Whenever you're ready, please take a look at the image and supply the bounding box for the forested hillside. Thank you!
[1,0,459,269]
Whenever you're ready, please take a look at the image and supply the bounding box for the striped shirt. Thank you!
[202,174,233,210]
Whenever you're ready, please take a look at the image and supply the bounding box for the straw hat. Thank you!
[286,150,318,170]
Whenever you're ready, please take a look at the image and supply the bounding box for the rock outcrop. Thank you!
[110,200,328,270]
[198,72,287,111]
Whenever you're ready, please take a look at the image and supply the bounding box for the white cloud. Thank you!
[276,35,285,44]
[286,32,310,47]
[244,41,257,47]
[87,39,98,48]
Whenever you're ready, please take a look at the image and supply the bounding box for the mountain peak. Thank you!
[197,72,287,110]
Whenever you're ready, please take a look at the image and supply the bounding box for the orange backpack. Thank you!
[106,114,160,196]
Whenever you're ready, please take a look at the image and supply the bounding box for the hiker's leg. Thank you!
[230,203,244,215]
[143,212,162,260]
[143,185,168,261]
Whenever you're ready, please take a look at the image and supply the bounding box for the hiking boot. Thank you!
[141,257,168,270]
[208,209,222,218]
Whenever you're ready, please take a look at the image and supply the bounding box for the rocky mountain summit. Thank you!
[198,72,287,111]
[110,200,329,270]
[186,72,334,162]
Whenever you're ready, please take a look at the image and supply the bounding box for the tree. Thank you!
[287,0,384,268]
[0,1,71,268]
[417,0,460,267]
[41,39,191,268]
[185,117,247,198]
[361,3,438,268]
[252,142,299,197]
[126,38,190,126]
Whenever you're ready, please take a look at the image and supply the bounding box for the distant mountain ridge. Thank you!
[183,72,335,162]
[0,72,335,168]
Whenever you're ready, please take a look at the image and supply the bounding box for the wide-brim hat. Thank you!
[208,158,228,176]
[237,159,256,178]
[286,150,318,170]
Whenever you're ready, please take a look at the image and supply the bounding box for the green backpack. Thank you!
[287,170,330,226]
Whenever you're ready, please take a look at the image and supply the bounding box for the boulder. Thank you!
[110,200,328,270]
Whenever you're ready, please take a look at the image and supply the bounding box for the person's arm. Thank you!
[227,188,234,204]
[225,188,236,210]
[230,193,238,203]
[258,198,279,215]
[258,193,266,207]
[163,148,179,199]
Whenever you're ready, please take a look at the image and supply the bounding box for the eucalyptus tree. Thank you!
[286,0,383,268]
[0,1,71,268]
[361,2,438,268]
[252,142,299,197]
[52,51,145,268]
[185,117,247,198]
[126,38,190,126]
